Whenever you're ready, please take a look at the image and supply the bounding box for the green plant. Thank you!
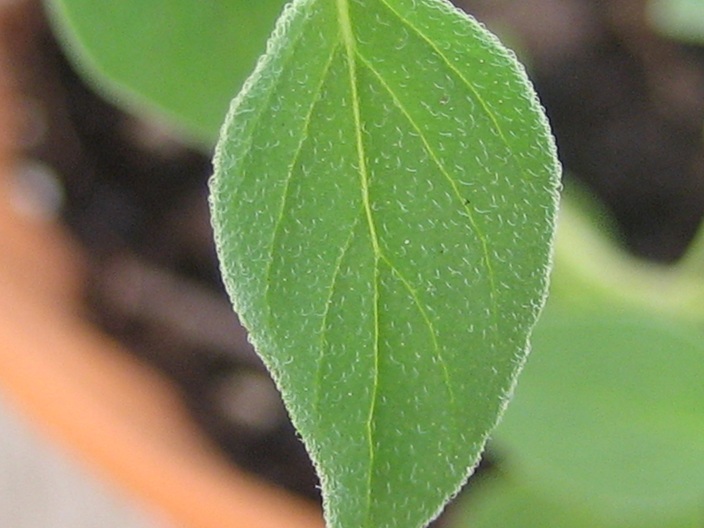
[45,0,284,145]
[46,1,563,527]
[207,2,560,526]
[45,0,704,526]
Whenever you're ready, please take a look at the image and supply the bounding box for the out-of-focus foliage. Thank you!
[451,196,704,528]
[648,0,704,44]
[45,0,286,145]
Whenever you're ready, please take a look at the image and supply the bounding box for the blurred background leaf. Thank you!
[45,0,286,146]
[494,303,704,522]
[455,472,700,528]
[648,0,704,45]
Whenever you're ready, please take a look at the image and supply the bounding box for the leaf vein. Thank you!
[357,52,500,330]
[379,254,457,409]
[336,0,381,522]
[374,0,511,146]
[313,207,366,416]
[263,42,341,310]
[220,1,320,204]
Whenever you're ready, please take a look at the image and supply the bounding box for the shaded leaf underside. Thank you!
[211,0,559,527]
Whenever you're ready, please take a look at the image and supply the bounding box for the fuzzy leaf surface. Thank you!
[210,0,560,526]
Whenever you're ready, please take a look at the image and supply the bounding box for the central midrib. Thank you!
[335,0,381,524]
[335,0,378,255]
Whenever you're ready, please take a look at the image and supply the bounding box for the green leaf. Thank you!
[45,0,286,144]
[648,0,704,45]
[454,473,700,528]
[456,475,606,528]
[493,303,704,523]
[210,0,560,527]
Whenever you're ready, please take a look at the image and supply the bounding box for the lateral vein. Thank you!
[357,52,500,329]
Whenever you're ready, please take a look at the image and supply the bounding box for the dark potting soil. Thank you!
[9,0,704,521]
